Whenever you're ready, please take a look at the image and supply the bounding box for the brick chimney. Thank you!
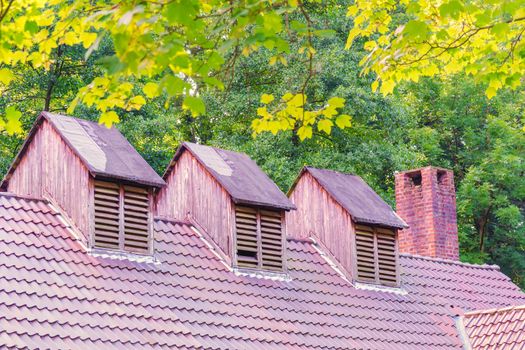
[395,166,459,260]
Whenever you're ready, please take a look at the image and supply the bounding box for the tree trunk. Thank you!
[476,206,491,253]
[44,45,65,111]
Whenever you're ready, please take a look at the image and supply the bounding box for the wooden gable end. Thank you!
[5,119,92,245]
[286,171,356,280]
[155,149,234,263]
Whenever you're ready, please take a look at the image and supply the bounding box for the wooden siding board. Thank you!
[156,150,234,258]
[6,120,91,245]
[286,171,356,279]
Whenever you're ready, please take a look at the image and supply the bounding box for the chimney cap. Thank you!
[395,165,452,175]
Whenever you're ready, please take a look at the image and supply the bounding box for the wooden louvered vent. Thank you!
[93,181,121,249]
[235,206,258,269]
[355,225,398,286]
[235,206,284,271]
[123,185,150,253]
[93,180,151,254]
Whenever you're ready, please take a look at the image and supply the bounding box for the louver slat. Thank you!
[235,206,258,268]
[377,228,397,285]
[123,185,150,253]
[94,181,120,249]
[260,210,283,271]
[355,226,376,282]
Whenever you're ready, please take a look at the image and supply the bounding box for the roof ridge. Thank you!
[42,111,99,126]
[400,253,501,270]
[304,166,357,176]
[464,304,525,317]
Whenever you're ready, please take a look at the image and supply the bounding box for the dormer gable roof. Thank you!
[290,166,407,229]
[165,142,295,210]
[1,112,165,189]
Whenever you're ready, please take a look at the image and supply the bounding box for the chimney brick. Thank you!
[395,166,459,260]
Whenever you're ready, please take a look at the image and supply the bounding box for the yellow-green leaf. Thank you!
[80,32,97,49]
[485,87,497,99]
[5,106,22,135]
[327,97,345,108]
[62,31,77,45]
[268,121,280,135]
[318,119,333,134]
[143,82,159,99]
[491,23,509,39]
[347,5,358,17]
[371,80,379,92]
[380,80,395,96]
[287,93,305,107]
[183,96,206,116]
[297,125,312,140]
[260,93,274,104]
[128,95,146,110]
[335,114,352,129]
[99,111,120,128]
[0,69,14,85]
[257,106,271,118]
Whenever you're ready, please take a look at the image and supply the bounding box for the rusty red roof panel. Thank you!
[294,166,407,229]
[165,142,295,210]
[2,112,165,189]
[461,304,525,350]
[0,192,524,349]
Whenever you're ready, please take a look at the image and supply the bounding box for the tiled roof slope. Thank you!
[460,305,525,349]
[0,193,524,350]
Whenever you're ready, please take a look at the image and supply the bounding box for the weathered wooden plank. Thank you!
[286,171,356,280]
[7,120,91,244]
[155,150,234,261]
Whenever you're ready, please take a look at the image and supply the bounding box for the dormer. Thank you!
[156,142,295,272]
[286,167,407,286]
[1,112,165,254]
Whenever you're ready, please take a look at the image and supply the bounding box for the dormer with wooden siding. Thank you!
[287,167,407,286]
[1,112,165,254]
[156,142,295,272]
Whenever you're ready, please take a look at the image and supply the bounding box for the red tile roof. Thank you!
[165,142,296,210]
[290,167,407,229]
[0,192,524,349]
[460,305,525,349]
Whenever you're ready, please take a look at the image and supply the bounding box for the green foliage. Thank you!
[348,0,525,99]
[0,0,348,138]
